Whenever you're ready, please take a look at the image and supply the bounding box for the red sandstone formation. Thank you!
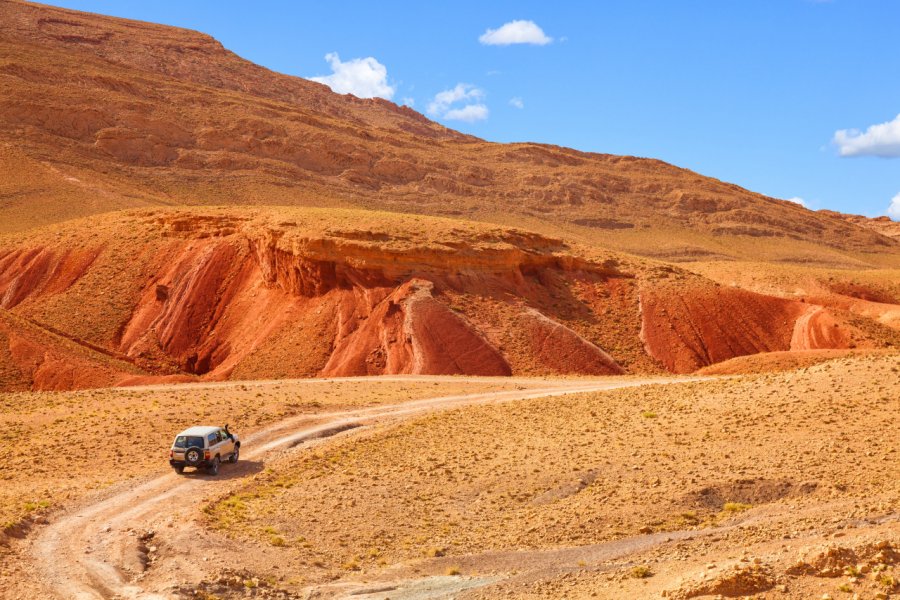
[0,208,895,390]
[638,276,897,374]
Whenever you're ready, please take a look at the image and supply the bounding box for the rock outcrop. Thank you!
[0,208,894,390]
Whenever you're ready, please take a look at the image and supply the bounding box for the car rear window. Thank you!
[173,435,204,448]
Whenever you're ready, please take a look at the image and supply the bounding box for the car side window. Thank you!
[207,433,217,446]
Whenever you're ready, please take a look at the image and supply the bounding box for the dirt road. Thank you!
[26,376,698,599]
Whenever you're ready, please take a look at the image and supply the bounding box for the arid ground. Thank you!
[0,1,898,599]
[1,357,898,599]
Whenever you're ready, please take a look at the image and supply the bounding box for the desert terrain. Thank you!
[0,1,897,598]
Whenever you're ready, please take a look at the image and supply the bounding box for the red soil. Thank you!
[790,306,850,351]
[0,311,138,391]
[320,279,511,377]
[0,246,100,309]
[0,209,895,390]
[0,210,628,387]
[515,308,624,375]
[639,279,809,373]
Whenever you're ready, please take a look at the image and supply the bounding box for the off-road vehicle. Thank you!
[169,425,240,475]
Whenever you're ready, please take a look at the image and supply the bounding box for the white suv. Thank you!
[169,425,240,475]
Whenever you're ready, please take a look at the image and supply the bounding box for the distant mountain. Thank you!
[1,0,897,266]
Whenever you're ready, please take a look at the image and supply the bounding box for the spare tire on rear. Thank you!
[184,446,203,467]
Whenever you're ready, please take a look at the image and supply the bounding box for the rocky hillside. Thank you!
[0,0,897,266]
[0,207,897,391]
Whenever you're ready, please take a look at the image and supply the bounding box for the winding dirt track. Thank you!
[27,376,700,600]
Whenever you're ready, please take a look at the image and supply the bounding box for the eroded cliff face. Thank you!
[0,209,896,390]
[0,210,627,387]
[638,275,899,374]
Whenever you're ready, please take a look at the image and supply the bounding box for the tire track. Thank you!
[28,376,698,599]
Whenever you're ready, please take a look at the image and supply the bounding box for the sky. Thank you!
[42,1,900,219]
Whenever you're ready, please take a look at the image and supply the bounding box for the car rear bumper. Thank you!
[170,459,212,468]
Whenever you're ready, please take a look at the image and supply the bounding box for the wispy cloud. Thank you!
[309,52,395,100]
[833,113,900,158]
[427,83,489,122]
[444,104,489,122]
[785,197,808,207]
[509,97,524,109]
[888,192,900,219]
[479,20,552,46]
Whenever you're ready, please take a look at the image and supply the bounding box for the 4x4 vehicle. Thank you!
[169,425,240,475]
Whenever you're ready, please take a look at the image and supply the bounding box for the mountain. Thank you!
[0,1,898,391]
[1,0,897,267]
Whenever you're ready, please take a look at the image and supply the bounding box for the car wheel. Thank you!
[229,445,239,464]
[208,455,220,476]
[184,447,203,467]
[173,465,184,474]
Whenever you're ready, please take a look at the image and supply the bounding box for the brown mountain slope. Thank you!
[0,207,896,391]
[820,210,900,240]
[1,0,897,266]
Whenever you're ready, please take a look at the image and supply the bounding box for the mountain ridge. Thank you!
[1,0,897,267]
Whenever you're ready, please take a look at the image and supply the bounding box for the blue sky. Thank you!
[43,1,900,218]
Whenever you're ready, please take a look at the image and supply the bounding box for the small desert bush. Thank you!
[878,573,897,590]
[678,511,700,525]
[722,502,752,513]
[631,565,653,578]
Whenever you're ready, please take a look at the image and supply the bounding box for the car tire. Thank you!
[173,465,184,474]
[184,446,203,467]
[208,455,220,476]
[229,445,239,464]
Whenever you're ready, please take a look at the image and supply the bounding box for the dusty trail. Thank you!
[28,376,697,600]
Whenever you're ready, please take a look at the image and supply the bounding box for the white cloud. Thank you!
[402,97,415,107]
[479,20,552,46]
[888,192,900,219]
[833,113,900,158]
[427,83,484,115]
[309,52,395,100]
[427,83,488,122]
[785,197,808,207]
[444,104,489,122]
[509,97,524,109]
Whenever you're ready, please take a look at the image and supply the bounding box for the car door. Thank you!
[217,429,233,457]
[207,432,219,459]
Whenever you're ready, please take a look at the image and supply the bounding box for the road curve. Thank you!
[28,376,699,599]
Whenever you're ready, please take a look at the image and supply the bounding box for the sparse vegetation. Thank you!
[722,502,752,514]
[630,565,653,578]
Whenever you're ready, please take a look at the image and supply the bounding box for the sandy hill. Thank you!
[1,0,898,268]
